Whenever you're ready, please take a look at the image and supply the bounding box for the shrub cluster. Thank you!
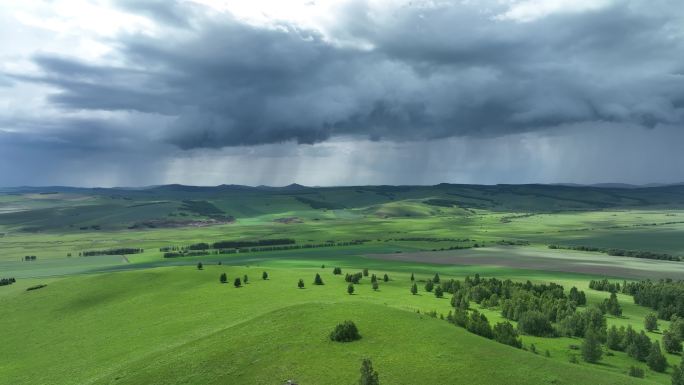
[329,321,361,342]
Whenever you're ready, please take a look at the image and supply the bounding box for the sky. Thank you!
[1,0,683,187]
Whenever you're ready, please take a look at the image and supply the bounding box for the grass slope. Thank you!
[0,265,663,385]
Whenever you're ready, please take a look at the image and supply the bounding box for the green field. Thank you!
[2,184,684,384]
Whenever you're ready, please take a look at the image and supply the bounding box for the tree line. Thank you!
[592,278,684,320]
[162,240,366,258]
[549,244,681,261]
[0,277,16,286]
[81,248,143,256]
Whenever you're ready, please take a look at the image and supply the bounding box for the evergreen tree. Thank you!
[603,292,622,316]
[435,285,444,298]
[433,273,440,283]
[234,277,242,287]
[330,321,361,342]
[333,267,342,275]
[197,262,203,270]
[424,279,434,292]
[314,273,324,285]
[383,274,389,282]
[298,278,305,289]
[647,341,667,372]
[569,286,587,305]
[606,325,623,350]
[351,273,362,284]
[672,356,684,385]
[262,271,268,280]
[627,331,653,362]
[581,329,603,363]
[219,272,227,284]
[372,281,379,291]
[348,283,355,295]
[645,313,659,332]
[517,310,553,337]
[493,321,522,348]
[371,274,377,283]
[410,283,418,295]
[628,366,644,378]
[671,316,684,341]
[363,268,369,277]
[664,329,683,354]
[359,358,380,385]
[243,274,248,284]
[410,273,415,281]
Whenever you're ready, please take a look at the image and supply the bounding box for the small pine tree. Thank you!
[314,273,324,285]
[663,329,683,354]
[262,271,268,280]
[234,277,242,288]
[628,366,644,378]
[298,278,305,289]
[363,268,369,277]
[673,356,684,385]
[603,292,622,316]
[581,329,603,363]
[359,358,380,385]
[424,279,434,292]
[647,341,667,372]
[330,320,361,342]
[410,273,415,281]
[197,262,203,270]
[383,274,389,282]
[370,274,377,283]
[433,273,440,283]
[243,274,248,284]
[606,325,622,350]
[645,313,658,332]
[434,285,444,298]
[219,272,227,284]
[410,283,418,295]
[347,283,355,295]
[372,281,379,291]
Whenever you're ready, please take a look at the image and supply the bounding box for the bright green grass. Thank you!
[2,187,684,384]
[0,264,676,385]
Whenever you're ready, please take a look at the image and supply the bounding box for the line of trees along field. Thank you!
[161,238,367,258]
[81,248,144,256]
[590,278,684,320]
[549,244,682,261]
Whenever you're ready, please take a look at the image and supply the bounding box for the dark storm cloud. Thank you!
[13,0,684,149]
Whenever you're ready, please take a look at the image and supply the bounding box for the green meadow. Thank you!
[2,184,684,384]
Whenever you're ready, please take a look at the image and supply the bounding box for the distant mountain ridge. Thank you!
[3,182,684,193]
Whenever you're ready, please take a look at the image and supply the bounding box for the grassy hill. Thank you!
[0,265,657,385]
[2,183,684,233]
[2,183,684,384]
